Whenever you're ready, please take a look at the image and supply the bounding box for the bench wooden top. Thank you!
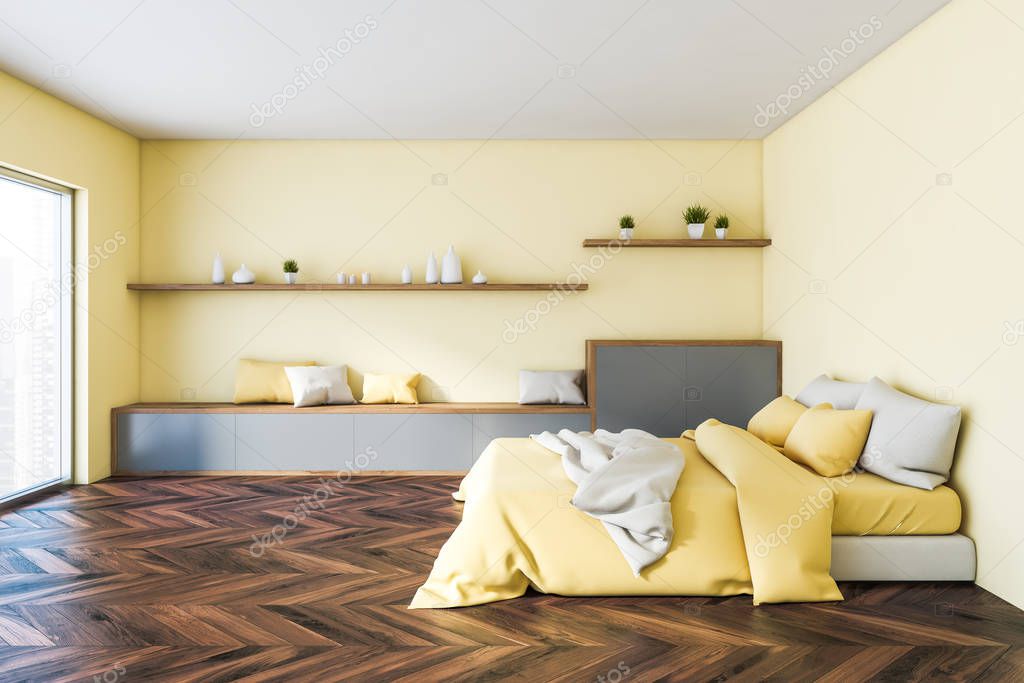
[113,402,593,415]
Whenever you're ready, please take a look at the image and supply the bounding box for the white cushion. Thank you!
[284,365,355,407]
[518,370,586,405]
[854,377,961,490]
[795,374,866,410]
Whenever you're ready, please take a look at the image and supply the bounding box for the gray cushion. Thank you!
[518,370,586,405]
[795,374,866,410]
[854,377,961,490]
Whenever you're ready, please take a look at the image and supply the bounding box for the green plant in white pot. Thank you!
[618,214,635,241]
[683,204,710,239]
[714,214,729,240]
[283,259,299,284]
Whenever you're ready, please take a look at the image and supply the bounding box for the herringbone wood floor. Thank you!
[0,476,1021,682]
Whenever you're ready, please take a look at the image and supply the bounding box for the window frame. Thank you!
[0,165,74,505]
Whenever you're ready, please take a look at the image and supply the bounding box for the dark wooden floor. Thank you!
[0,477,1021,682]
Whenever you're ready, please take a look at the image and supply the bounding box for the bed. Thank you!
[410,425,971,609]
[410,341,973,608]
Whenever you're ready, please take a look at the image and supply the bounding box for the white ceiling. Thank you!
[0,0,949,139]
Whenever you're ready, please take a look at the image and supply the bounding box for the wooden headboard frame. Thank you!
[584,339,782,431]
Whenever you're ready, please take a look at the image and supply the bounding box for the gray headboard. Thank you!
[587,340,781,437]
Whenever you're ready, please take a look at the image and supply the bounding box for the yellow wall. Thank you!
[139,139,763,402]
[0,71,140,484]
[764,0,1024,609]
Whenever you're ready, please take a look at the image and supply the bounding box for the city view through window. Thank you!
[0,172,69,500]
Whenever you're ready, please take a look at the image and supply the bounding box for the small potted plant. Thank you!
[618,214,635,241]
[714,214,729,240]
[683,204,710,239]
[283,259,299,284]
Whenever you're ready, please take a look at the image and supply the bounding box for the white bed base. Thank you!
[830,534,975,581]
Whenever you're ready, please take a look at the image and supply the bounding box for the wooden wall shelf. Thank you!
[582,238,770,248]
[127,283,587,292]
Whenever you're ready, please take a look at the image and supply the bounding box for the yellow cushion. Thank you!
[783,404,874,477]
[362,372,421,404]
[233,359,316,404]
[746,395,812,447]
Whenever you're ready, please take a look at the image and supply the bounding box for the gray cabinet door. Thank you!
[594,344,779,436]
[595,346,686,436]
[235,414,355,471]
[471,413,592,459]
[116,413,235,471]
[683,346,779,430]
[353,414,473,471]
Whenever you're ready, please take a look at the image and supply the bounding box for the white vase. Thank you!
[212,253,225,284]
[716,228,728,240]
[401,264,412,284]
[284,272,297,284]
[687,223,705,239]
[361,272,371,285]
[472,270,487,284]
[441,244,463,284]
[348,274,357,285]
[425,253,439,284]
[337,272,348,284]
[232,264,255,284]
[619,228,634,241]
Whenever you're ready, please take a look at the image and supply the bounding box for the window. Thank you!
[0,167,73,502]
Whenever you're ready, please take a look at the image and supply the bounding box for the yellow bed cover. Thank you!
[410,421,960,608]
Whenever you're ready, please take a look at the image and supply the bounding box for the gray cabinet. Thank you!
[594,346,686,436]
[115,409,596,473]
[682,346,778,429]
[471,413,592,459]
[117,413,235,471]
[236,414,354,471]
[594,344,779,437]
[114,341,780,472]
[353,414,473,471]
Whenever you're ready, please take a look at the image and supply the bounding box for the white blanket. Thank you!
[530,428,684,575]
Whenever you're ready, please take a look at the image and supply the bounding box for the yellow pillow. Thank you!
[783,404,874,477]
[747,396,813,447]
[233,359,316,404]
[362,372,420,404]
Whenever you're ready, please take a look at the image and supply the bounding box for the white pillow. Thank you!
[518,370,586,405]
[795,374,866,410]
[854,377,961,490]
[284,365,356,407]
